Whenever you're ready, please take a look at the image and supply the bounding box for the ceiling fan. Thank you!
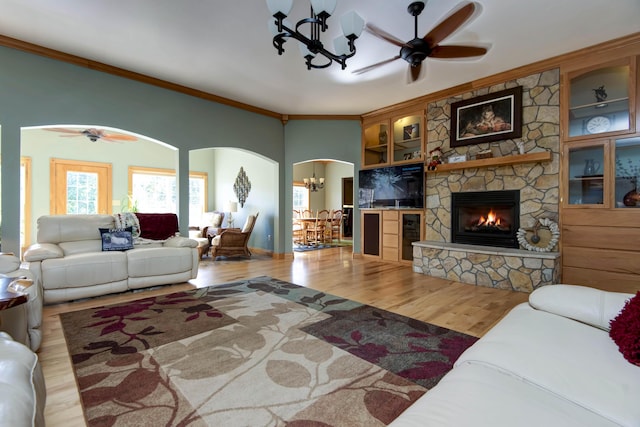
[46,127,137,143]
[354,1,488,82]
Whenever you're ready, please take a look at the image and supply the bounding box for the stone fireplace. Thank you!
[413,69,562,292]
[451,190,520,248]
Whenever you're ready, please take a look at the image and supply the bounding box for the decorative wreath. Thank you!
[516,218,560,252]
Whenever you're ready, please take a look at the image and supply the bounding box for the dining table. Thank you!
[294,217,328,245]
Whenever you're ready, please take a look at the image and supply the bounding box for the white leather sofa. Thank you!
[0,332,46,427]
[0,253,43,351]
[391,285,639,427]
[24,214,199,304]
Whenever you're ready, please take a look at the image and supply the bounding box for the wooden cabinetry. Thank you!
[361,209,423,263]
[560,55,640,293]
[362,109,425,168]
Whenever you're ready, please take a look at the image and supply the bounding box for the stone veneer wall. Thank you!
[425,69,561,242]
[416,69,561,292]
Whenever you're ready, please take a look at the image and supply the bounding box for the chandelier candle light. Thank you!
[304,168,325,192]
[267,0,365,70]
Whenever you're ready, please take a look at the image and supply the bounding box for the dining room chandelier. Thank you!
[304,172,325,192]
[267,0,365,70]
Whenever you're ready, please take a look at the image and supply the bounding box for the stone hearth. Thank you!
[413,241,560,292]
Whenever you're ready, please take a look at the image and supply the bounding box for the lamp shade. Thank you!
[333,35,350,55]
[225,201,238,213]
[310,0,337,15]
[266,0,293,15]
[340,10,364,38]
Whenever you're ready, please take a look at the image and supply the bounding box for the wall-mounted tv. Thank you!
[358,163,424,209]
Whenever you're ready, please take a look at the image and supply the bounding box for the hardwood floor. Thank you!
[40,247,529,426]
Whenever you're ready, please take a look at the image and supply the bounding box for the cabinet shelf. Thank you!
[429,151,552,172]
[365,144,388,153]
[570,97,628,111]
[394,137,421,150]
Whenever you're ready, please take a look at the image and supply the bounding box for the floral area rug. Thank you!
[60,276,477,426]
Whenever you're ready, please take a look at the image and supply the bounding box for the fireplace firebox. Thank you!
[451,190,520,248]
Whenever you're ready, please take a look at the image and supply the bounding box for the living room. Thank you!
[1,1,640,426]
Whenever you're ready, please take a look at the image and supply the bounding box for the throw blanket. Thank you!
[113,212,141,238]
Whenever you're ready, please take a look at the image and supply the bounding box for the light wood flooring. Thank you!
[40,247,529,426]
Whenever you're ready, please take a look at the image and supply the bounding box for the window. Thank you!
[293,183,309,211]
[129,167,207,224]
[50,158,112,215]
[21,157,32,252]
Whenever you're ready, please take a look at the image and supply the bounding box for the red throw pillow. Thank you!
[135,213,179,240]
[609,291,640,367]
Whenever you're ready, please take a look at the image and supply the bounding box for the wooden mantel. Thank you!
[429,151,552,173]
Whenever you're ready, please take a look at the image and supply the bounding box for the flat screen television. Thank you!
[358,163,424,208]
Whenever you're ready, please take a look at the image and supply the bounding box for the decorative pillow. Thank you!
[135,213,179,240]
[99,227,134,251]
[211,212,224,228]
[113,212,141,238]
[609,291,640,366]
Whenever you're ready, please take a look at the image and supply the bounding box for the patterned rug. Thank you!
[60,277,477,426]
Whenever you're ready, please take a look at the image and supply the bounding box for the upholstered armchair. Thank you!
[210,213,259,259]
[189,211,225,259]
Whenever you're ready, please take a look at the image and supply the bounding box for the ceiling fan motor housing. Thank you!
[401,39,430,66]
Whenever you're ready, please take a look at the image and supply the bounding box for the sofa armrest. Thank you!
[23,243,64,262]
[163,236,198,249]
[529,284,634,331]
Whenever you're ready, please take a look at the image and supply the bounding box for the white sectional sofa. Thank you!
[24,214,199,304]
[0,332,46,427]
[391,285,639,427]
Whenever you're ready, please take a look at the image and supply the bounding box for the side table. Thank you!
[0,277,30,346]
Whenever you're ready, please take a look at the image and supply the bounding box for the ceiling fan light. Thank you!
[310,0,337,16]
[340,10,364,38]
[333,36,350,56]
[266,0,293,16]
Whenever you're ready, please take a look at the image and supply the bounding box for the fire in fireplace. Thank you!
[451,190,520,248]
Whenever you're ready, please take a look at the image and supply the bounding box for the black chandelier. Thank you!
[304,172,325,192]
[267,0,364,70]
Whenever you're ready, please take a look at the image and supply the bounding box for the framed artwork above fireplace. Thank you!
[451,86,523,147]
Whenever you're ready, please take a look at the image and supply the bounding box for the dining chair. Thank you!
[328,209,343,243]
[314,209,330,244]
[292,210,304,245]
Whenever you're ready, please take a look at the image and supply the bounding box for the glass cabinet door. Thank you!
[566,143,607,206]
[615,136,640,209]
[568,61,631,138]
[363,121,389,167]
[392,114,423,163]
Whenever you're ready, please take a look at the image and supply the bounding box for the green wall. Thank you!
[0,45,362,255]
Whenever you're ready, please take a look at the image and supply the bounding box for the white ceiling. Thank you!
[1,0,639,116]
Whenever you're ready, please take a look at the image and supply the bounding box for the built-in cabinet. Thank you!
[362,109,425,168]
[561,54,640,293]
[361,209,424,263]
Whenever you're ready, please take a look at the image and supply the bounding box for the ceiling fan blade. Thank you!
[104,133,138,141]
[409,63,423,83]
[352,55,401,75]
[430,45,487,58]
[365,23,408,48]
[423,2,476,47]
[100,137,125,143]
[46,127,82,135]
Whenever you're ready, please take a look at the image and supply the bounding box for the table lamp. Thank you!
[225,201,238,228]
